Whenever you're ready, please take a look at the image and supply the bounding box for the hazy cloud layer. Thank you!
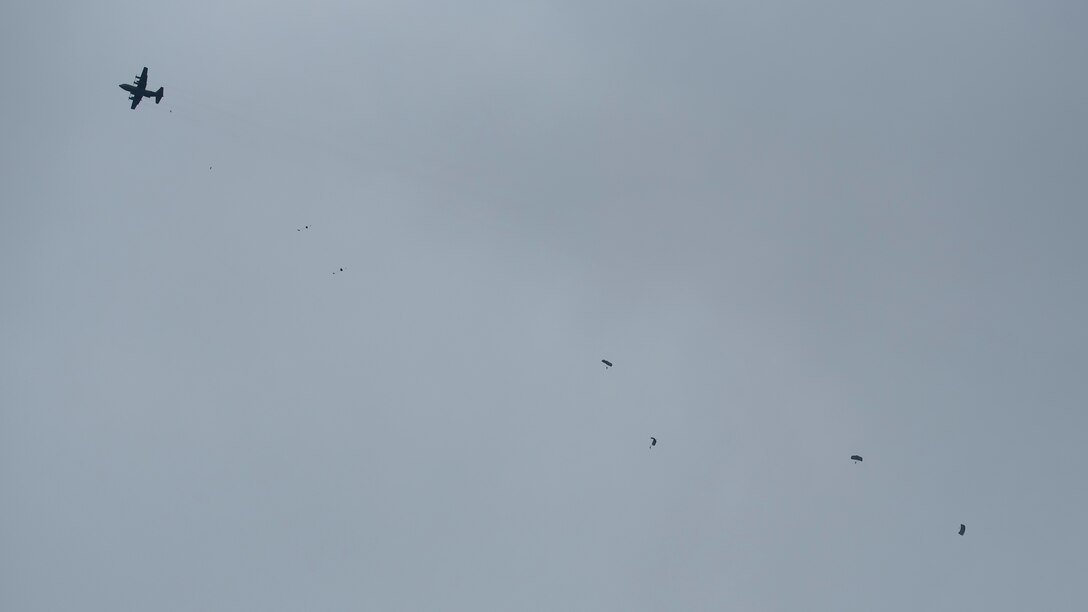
[3,2,1087,610]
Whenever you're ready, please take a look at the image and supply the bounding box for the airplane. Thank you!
[119,67,164,110]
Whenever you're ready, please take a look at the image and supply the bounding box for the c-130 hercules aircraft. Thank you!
[119,67,163,109]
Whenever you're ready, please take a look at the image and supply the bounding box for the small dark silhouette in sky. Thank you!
[118,66,163,109]
[959,524,966,536]
[851,455,863,463]
[601,359,612,369]
[650,437,656,449]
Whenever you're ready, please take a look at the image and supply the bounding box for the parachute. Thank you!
[851,455,863,463]
[959,524,966,536]
[601,359,612,368]
[650,437,657,449]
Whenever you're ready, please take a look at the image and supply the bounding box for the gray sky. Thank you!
[3,1,1088,610]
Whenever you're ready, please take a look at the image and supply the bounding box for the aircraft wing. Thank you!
[135,67,148,90]
[130,96,141,110]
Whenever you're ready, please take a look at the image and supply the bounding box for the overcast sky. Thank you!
[3,1,1088,610]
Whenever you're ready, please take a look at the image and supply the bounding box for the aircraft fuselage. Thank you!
[119,83,148,97]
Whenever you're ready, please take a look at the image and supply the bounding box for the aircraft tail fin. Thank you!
[154,87,164,104]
